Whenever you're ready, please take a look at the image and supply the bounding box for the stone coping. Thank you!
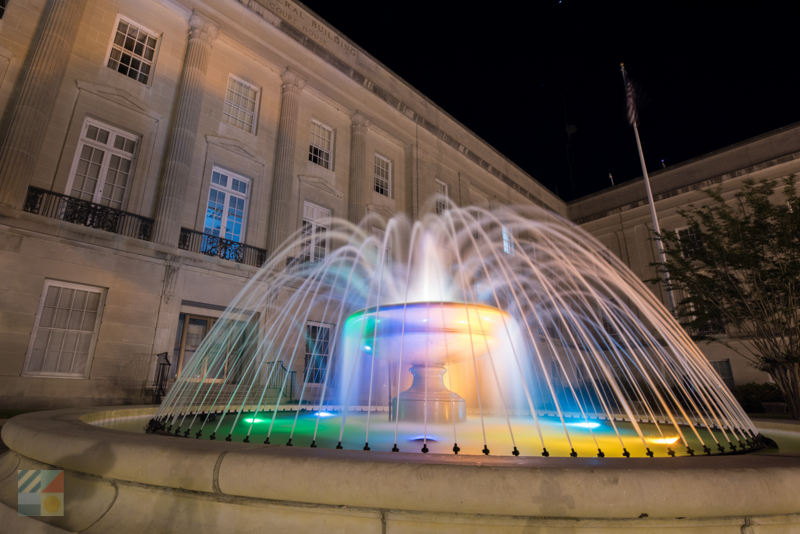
[3,406,800,520]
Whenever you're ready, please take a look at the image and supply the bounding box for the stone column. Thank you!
[151,12,218,246]
[0,0,88,211]
[348,111,370,225]
[266,69,306,257]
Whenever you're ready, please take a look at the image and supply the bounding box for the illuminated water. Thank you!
[150,202,760,457]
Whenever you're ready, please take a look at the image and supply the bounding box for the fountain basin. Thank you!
[3,407,800,533]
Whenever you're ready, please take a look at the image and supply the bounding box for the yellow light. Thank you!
[647,436,679,445]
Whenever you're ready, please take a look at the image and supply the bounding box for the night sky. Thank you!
[300,1,800,201]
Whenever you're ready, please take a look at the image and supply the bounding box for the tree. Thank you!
[652,176,800,418]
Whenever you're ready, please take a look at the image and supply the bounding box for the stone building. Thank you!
[0,0,795,409]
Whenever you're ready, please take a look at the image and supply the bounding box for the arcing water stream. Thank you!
[149,201,760,457]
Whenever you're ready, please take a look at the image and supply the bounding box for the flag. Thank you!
[18,470,64,516]
[622,65,638,127]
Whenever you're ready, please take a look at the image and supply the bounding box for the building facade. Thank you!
[0,0,561,408]
[0,0,796,409]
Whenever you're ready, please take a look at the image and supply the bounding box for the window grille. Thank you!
[435,180,448,214]
[304,323,331,383]
[106,17,158,85]
[204,168,249,243]
[223,76,259,133]
[374,154,391,197]
[300,202,330,263]
[677,225,704,260]
[69,119,138,210]
[24,281,106,377]
[309,121,333,169]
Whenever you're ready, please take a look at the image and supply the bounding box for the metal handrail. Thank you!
[153,352,170,404]
[179,227,267,268]
[23,186,154,241]
[265,360,295,402]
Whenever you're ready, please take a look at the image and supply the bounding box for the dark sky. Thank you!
[300,1,800,201]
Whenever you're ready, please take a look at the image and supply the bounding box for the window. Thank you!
[435,180,448,215]
[502,226,514,255]
[709,359,735,390]
[24,281,106,377]
[677,225,704,260]
[223,75,260,133]
[0,0,6,19]
[68,119,138,210]
[204,168,249,243]
[374,154,391,197]
[304,322,331,383]
[369,227,391,266]
[106,17,158,85]
[300,202,330,263]
[309,121,333,169]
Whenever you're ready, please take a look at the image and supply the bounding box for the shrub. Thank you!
[733,382,785,413]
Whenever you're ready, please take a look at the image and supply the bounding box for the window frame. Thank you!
[64,117,140,210]
[304,321,332,384]
[222,74,261,134]
[103,14,160,86]
[435,179,448,215]
[22,280,107,379]
[203,167,251,243]
[675,225,704,260]
[300,201,331,264]
[308,119,334,170]
[373,153,392,198]
[502,225,514,255]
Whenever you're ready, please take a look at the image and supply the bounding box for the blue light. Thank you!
[364,345,372,351]
[567,422,601,429]
[314,411,335,418]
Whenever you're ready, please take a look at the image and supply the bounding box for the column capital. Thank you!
[189,11,219,44]
[281,68,306,95]
[351,110,371,133]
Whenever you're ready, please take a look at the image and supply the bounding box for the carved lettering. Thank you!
[240,0,357,59]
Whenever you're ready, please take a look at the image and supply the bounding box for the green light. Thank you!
[244,418,266,423]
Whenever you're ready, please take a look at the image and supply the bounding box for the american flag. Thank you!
[622,65,638,127]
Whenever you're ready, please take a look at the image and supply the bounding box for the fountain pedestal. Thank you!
[391,364,466,423]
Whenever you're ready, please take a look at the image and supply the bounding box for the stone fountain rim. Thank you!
[4,405,800,521]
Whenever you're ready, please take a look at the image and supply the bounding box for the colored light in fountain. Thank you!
[408,436,439,442]
[567,422,601,429]
[244,418,266,423]
[364,345,372,351]
[647,436,680,445]
[314,412,335,418]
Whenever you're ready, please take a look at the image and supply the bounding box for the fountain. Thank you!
[147,201,760,458]
[3,200,799,533]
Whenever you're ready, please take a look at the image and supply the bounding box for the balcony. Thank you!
[23,186,154,241]
[179,227,267,268]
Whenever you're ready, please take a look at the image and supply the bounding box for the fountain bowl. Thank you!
[3,406,800,533]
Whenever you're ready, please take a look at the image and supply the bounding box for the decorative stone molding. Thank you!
[299,175,343,199]
[76,80,162,121]
[206,136,265,165]
[281,68,306,95]
[366,204,394,221]
[351,110,371,133]
[188,12,219,45]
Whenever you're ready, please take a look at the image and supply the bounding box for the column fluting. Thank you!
[151,12,218,245]
[266,69,306,258]
[0,0,89,210]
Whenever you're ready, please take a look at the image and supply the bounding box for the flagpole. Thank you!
[620,63,676,314]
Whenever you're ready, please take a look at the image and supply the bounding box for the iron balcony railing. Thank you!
[23,186,154,241]
[179,227,267,268]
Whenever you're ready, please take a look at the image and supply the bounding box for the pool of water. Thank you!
[95,411,764,458]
